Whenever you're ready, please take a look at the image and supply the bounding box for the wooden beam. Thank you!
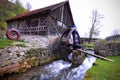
[76,49,114,62]
[0,62,31,75]
[48,16,61,38]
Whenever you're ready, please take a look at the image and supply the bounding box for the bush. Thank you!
[0,21,7,30]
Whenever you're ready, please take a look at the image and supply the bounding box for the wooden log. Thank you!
[0,63,20,75]
[0,62,31,76]
[76,49,114,62]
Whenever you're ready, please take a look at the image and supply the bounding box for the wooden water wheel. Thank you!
[59,28,83,62]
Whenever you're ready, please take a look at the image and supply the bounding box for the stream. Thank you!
[0,50,96,80]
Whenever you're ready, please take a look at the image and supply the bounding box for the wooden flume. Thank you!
[76,49,114,62]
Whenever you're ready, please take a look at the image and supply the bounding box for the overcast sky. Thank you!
[11,0,120,39]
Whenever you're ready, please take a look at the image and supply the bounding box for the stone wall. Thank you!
[94,43,107,56]
[95,42,120,56]
[105,35,120,55]
[0,46,60,76]
[106,43,120,55]
[20,35,58,49]
[95,35,120,56]
[0,35,60,76]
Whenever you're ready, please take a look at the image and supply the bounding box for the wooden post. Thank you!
[48,16,61,38]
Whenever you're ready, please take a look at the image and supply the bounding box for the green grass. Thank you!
[15,39,25,42]
[84,56,120,80]
[16,43,26,47]
[0,37,26,49]
[84,43,95,48]
[0,38,13,49]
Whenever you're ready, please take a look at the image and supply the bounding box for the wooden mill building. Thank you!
[6,0,74,39]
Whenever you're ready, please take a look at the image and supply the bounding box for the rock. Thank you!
[20,52,25,56]
[72,50,85,67]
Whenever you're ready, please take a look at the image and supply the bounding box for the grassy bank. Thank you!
[84,56,120,80]
[0,38,13,49]
[0,37,26,49]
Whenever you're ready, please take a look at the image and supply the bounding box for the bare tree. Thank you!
[111,28,120,36]
[26,2,32,11]
[89,9,103,43]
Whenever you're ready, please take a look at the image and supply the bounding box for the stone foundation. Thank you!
[0,35,60,76]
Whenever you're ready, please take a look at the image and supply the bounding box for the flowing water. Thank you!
[0,50,96,80]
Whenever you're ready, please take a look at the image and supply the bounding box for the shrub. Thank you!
[0,21,7,30]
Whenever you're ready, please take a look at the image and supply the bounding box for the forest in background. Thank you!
[0,0,29,30]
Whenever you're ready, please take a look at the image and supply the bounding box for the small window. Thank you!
[57,21,67,28]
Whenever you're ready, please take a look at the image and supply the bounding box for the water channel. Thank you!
[0,50,96,80]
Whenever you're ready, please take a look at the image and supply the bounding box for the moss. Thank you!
[26,57,38,67]
[25,48,61,67]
